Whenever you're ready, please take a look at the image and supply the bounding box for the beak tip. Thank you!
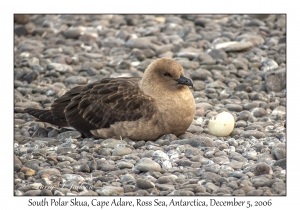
[175,76,193,87]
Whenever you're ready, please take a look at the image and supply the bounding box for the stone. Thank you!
[96,186,124,196]
[215,41,253,52]
[133,158,161,172]
[112,147,132,156]
[100,139,127,148]
[170,137,214,147]
[136,178,155,189]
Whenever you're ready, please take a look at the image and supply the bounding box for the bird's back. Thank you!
[25,77,157,137]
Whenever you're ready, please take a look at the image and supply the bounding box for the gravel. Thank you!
[14,14,286,196]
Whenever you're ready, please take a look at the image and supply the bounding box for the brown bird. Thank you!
[25,58,195,141]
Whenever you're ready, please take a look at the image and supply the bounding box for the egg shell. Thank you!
[208,112,235,137]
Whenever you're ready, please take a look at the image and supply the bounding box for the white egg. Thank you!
[208,112,235,137]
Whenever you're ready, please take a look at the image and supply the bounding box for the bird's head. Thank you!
[140,58,193,94]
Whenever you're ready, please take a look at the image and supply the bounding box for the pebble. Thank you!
[133,158,161,172]
[62,174,85,183]
[112,146,132,156]
[64,27,84,39]
[254,162,272,176]
[37,168,61,177]
[65,76,87,85]
[242,130,266,139]
[215,41,253,52]
[96,186,124,196]
[271,143,286,160]
[23,190,42,196]
[57,131,81,142]
[136,178,155,189]
[46,63,73,73]
[171,137,214,147]
[101,139,127,148]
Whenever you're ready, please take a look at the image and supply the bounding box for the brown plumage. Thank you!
[25,58,196,141]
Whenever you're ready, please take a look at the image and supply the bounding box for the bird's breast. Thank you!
[156,90,195,134]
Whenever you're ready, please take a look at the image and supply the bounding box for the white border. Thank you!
[3,0,296,209]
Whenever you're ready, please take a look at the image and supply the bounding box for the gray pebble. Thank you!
[136,178,155,189]
[242,130,266,139]
[112,147,132,156]
[101,139,127,148]
[133,158,161,172]
[215,41,253,52]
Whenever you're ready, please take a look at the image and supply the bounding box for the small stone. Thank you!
[14,14,30,24]
[257,153,276,164]
[205,182,219,192]
[37,168,61,177]
[242,130,265,139]
[23,190,41,196]
[172,190,194,196]
[230,152,248,162]
[152,150,169,161]
[171,137,214,147]
[96,186,124,196]
[271,143,286,160]
[208,49,227,61]
[202,163,220,173]
[236,34,264,46]
[212,156,230,165]
[100,164,117,171]
[271,106,286,120]
[193,81,206,91]
[190,69,212,80]
[100,139,127,148]
[265,70,286,92]
[243,102,259,110]
[224,104,243,112]
[116,161,134,169]
[254,162,272,176]
[23,71,38,83]
[81,62,104,70]
[112,146,132,156]
[121,174,136,184]
[46,63,73,73]
[57,131,82,141]
[201,172,222,182]
[155,183,175,191]
[136,178,155,189]
[271,181,286,194]
[56,147,75,154]
[80,163,90,173]
[246,189,263,196]
[40,189,53,196]
[251,108,268,118]
[215,41,253,52]
[156,44,174,56]
[78,190,98,196]
[126,37,156,49]
[65,76,87,85]
[62,174,84,183]
[273,158,286,169]
[64,27,84,39]
[133,158,161,172]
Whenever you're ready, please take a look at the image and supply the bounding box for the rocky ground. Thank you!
[14,14,286,196]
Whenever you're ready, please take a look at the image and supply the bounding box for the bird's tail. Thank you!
[24,108,69,127]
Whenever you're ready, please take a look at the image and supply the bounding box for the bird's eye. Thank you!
[163,72,172,77]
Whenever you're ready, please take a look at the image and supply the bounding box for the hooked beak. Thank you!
[174,76,193,87]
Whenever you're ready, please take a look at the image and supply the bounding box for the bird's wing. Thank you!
[63,77,157,136]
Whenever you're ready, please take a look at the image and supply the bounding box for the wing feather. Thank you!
[25,77,157,137]
[63,77,156,136]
